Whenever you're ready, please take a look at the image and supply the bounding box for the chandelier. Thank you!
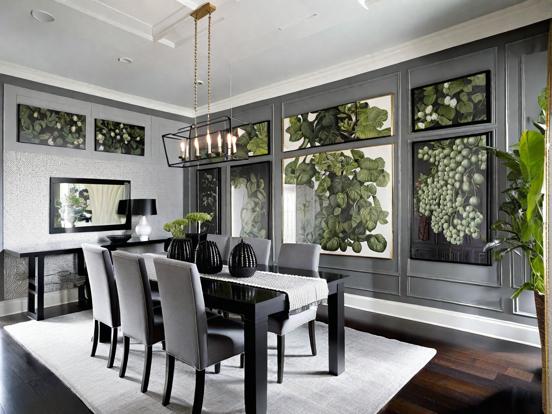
[162,2,245,168]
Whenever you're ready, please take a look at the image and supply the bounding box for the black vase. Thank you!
[167,238,194,262]
[186,232,208,253]
[195,240,223,274]
[229,239,257,278]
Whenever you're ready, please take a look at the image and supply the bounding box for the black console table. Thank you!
[4,236,169,321]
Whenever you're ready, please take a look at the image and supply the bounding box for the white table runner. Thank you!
[201,266,328,312]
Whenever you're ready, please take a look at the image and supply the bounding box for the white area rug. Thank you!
[4,311,435,413]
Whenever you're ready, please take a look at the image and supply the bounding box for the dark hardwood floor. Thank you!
[0,303,542,414]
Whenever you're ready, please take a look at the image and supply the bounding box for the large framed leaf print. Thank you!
[95,119,145,156]
[411,71,491,132]
[231,161,271,238]
[17,104,86,149]
[283,145,393,259]
[411,133,492,265]
[196,168,221,234]
[283,94,394,152]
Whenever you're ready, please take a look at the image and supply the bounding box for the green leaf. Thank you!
[355,106,389,139]
[366,234,387,252]
[518,130,544,220]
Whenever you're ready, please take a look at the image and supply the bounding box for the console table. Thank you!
[4,236,169,321]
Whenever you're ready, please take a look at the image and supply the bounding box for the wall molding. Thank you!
[0,289,79,318]
[343,293,540,348]
[0,0,550,117]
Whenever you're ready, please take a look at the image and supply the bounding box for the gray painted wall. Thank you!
[186,22,549,326]
[0,76,190,302]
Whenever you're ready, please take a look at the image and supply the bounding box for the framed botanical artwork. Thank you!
[196,168,221,234]
[283,94,394,152]
[230,161,271,238]
[411,133,492,265]
[95,119,145,156]
[411,70,491,132]
[283,144,394,259]
[17,104,86,149]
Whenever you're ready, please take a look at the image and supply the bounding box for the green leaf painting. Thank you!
[18,104,86,149]
[411,133,491,265]
[95,119,145,156]
[283,95,394,152]
[196,168,221,234]
[283,145,393,258]
[231,162,271,238]
[412,71,490,132]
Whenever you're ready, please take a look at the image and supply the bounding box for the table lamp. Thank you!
[132,199,157,241]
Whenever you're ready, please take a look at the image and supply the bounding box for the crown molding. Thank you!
[0,59,194,117]
[197,0,552,115]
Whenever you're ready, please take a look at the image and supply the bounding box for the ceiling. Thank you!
[0,0,549,116]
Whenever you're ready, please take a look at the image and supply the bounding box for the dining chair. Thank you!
[229,237,272,266]
[153,257,245,409]
[207,234,230,261]
[269,243,321,383]
[112,251,165,393]
[81,243,120,368]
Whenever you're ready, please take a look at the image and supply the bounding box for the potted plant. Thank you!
[184,212,213,251]
[163,218,193,262]
[485,89,547,349]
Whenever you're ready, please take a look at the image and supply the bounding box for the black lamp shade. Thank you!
[117,199,130,215]
[131,199,157,216]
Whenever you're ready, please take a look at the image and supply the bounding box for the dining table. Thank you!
[149,263,348,414]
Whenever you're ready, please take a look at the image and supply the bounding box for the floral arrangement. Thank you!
[185,212,213,233]
[163,218,189,239]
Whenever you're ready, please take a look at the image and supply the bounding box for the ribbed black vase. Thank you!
[186,232,207,253]
[195,240,223,274]
[229,239,257,278]
[167,238,194,263]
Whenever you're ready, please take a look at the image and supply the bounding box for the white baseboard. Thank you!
[342,294,540,348]
[0,288,79,318]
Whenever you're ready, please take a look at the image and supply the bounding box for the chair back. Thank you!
[112,251,155,344]
[278,243,321,271]
[154,257,209,370]
[81,244,120,327]
[207,234,229,261]
[230,237,272,266]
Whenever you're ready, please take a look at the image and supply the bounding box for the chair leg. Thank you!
[141,345,153,393]
[162,340,166,351]
[162,354,175,406]
[308,320,317,356]
[107,327,118,368]
[277,335,285,384]
[193,370,206,414]
[90,320,98,357]
[239,353,245,368]
[214,362,221,374]
[119,336,130,378]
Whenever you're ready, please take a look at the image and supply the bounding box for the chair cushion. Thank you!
[206,316,244,366]
[268,307,317,336]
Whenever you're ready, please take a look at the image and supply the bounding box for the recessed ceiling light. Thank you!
[30,9,55,23]
[117,57,134,64]
[357,0,370,10]
[196,80,204,86]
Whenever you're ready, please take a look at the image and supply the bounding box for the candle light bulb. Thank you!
[179,140,186,159]
[232,135,237,154]
[194,137,199,157]
[206,131,212,154]
[217,132,222,154]
[226,133,232,151]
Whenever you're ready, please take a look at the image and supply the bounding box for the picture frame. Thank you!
[411,70,491,133]
[410,132,492,265]
[95,118,145,156]
[196,167,222,234]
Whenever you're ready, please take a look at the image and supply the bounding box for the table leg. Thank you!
[36,256,45,321]
[99,322,111,343]
[27,256,36,317]
[328,282,345,375]
[244,317,268,414]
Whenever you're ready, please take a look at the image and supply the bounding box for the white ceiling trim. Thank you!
[0,59,194,117]
[0,0,550,117]
[197,0,552,115]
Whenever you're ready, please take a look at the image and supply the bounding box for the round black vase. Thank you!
[186,232,207,254]
[195,240,223,274]
[229,239,257,278]
[167,238,194,263]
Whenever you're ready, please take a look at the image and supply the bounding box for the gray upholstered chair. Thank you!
[112,251,165,393]
[207,234,230,262]
[154,257,244,409]
[229,237,272,266]
[81,243,120,368]
[269,243,321,383]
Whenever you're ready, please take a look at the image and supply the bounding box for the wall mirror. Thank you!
[49,177,131,233]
